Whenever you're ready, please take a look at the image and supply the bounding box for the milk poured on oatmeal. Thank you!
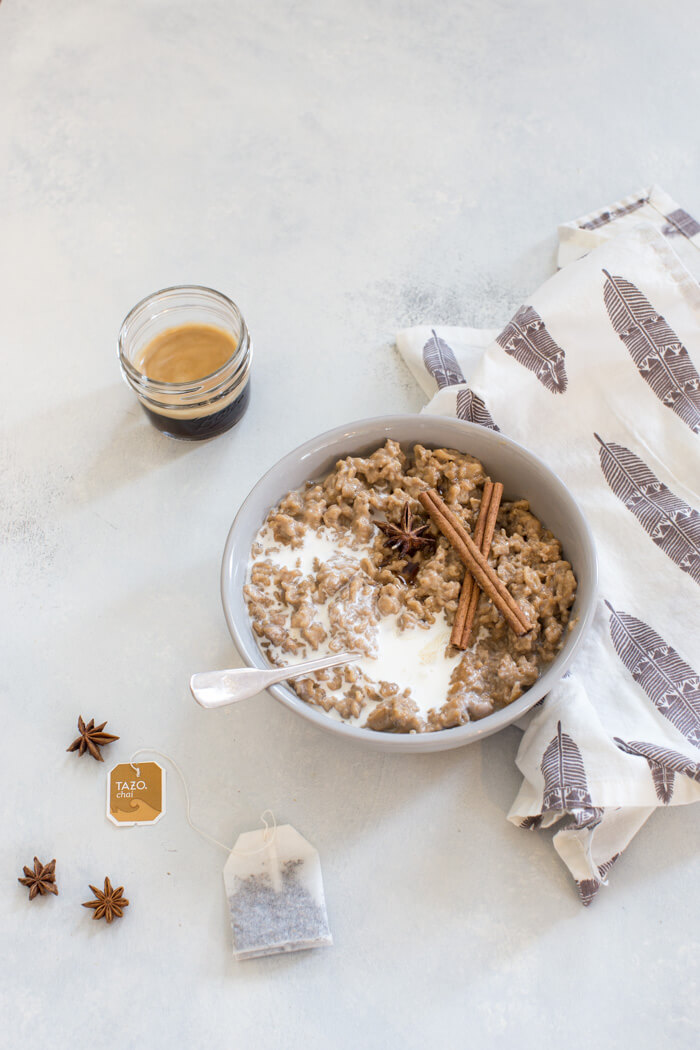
[355,614,461,717]
[251,525,461,718]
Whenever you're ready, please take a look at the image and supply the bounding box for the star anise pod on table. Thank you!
[376,502,435,558]
[82,877,129,923]
[67,716,119,762]
[18,857,58,900]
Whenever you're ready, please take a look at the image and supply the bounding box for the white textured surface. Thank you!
[1,2,698,1048]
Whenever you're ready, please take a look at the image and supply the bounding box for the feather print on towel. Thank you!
[495,305,568,393]
[540,721,602,829]
[422,330,465,389]
[649,760,674,804]
[602,270,700,435]
[455,388,499,430]
[577,854,620,908]
[518,814,543,831]
[615,738,673,804]
[614,737,700,804]
[605,603,700,748]
[595,436,700,584]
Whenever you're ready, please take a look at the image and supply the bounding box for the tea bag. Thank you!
[223,823,332,960]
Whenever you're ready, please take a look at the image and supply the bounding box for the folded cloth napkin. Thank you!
[396,189,700,905]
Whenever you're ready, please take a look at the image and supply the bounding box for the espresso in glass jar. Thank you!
[119,286,252,440]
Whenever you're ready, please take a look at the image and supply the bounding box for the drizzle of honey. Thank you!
[137,323,237,384]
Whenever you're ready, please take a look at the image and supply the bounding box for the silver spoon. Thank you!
[190,652,358,709]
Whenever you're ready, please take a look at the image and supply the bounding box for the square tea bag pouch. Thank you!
[223,823,332,960]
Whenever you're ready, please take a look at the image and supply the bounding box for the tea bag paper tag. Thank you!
[107,761,165,827]
[223,824,332,960]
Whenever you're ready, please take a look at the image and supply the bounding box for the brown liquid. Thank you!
[141,382,251,440]
[137,323,237,383]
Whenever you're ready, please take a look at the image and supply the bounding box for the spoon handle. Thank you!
[190,651,357,709]
[265,651,356,685]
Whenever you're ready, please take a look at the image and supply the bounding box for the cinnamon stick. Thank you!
[460,481,504,648]
[450,479,493,648]
[418,489,529,637]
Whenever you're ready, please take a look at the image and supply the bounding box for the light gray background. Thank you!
[2,1,698,1047]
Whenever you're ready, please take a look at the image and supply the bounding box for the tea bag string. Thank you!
[129,749,277,856]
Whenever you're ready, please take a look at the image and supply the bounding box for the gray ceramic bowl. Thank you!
[221,415,597,753]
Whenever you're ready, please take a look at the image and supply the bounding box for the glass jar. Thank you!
[118,285,252,440]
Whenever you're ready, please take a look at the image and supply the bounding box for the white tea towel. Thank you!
[396,198,700,904]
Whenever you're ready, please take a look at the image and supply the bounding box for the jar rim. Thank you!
[118,284,249,394]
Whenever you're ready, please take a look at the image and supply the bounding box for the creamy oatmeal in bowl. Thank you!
[222,416,597,753]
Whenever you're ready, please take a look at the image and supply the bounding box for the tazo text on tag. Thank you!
[107,761,165,826]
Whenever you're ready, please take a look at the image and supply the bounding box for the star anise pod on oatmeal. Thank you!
[67,716,119,762]
[376,503,435,558]
[18,857,58,900]
[82,877,129,923]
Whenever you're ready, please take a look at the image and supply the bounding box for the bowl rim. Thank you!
[220,414,598,749]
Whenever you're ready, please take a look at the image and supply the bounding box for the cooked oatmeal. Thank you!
[244,441,577,733]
